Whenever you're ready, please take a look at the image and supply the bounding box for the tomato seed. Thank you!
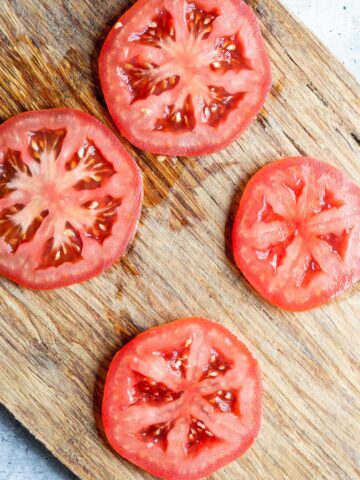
[185,337,193,348]
[31,140,40,152]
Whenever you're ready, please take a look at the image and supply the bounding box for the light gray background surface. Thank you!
[0,1,359,479]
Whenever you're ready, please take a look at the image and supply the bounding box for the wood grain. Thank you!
[0,0,359,479]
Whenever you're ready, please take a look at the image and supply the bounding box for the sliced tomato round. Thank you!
[0,109,142,289]
[103,317,261,480]
[99,0,271,156]
[233,157,360,311]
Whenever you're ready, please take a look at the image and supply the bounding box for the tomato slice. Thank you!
[233,157,360,311]
[103,318,261,480]
[99,0,271,156]
[0,109,142,289]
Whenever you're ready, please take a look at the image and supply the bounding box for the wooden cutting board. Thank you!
[0,0,359,479]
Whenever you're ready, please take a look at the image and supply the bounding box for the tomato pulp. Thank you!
[233,157,360,311]
[99,0,271,156]
[0,109,143,289]
[103,318,262,480]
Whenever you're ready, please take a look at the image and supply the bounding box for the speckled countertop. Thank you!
[0,1,359,479]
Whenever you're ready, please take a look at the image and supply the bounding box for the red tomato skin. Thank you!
[102,317,262,480]
[99,0,272,156]
[0,109,143,290]
[233,157,360,311]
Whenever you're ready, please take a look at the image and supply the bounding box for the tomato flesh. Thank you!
[99,0,271,156]
[233,157,360,311]
[103,318,261,480]
[0,109,142,289]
